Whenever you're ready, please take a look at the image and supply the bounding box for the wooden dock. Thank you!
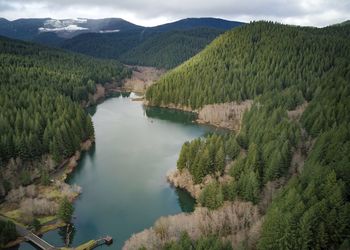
[76,236,113,249]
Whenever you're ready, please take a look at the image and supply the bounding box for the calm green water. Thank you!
[12,93,218,250]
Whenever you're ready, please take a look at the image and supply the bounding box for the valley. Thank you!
[0,13,349,250]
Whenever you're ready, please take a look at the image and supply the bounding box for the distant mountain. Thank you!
[119,28,223,69]
[332,20,350,26]
[0,17,142,41]
[0,18,48,41]
[61,18,245,68]
[0,17,244,69]
[149,17,244,32]
[61,30,144,58]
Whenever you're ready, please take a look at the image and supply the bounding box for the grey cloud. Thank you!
[0,0,349,26]
[0,0,16,11]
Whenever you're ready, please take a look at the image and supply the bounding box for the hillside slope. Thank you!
[0,36,130,193]
[119,28,223,69]
[0,17,141,41]
[61,18,244,69]
[128,22,350,249]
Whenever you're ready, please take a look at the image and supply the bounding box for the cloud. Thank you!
[0,0,349,27]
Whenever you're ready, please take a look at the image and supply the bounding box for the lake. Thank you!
[12,93,218,249]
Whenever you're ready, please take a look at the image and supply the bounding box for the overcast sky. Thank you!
[0,0,349,27]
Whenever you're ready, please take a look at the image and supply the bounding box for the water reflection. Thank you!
[175,188,196,213]
[58,224,76,248]
[144,106,196,124]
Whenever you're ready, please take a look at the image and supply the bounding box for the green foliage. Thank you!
[31,218,41,232]
[19,169,31,185]
[146,22,349,109]
[199,181,224,210]
[176,134,228,184]
[225,134,240,160]
[258,128,350,249]
[0,220,17,247]
[164,232,232,250]
[61,30,143,59]
[40,168,50,186]
[120,28,223,69]
[164,21,350,248]
[240,107,299,183]
[58,196,74,223]
[0,36,130,166]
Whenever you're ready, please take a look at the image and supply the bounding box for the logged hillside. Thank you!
[126,22,350,249]
[119,28,223,69]
[0,36,130,174]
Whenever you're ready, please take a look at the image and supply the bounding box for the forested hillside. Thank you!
[61,18,244,69]
[141,22,350,249]
[0,36,129,168]
[61,30,144,59]
[119,28,222,69]
[61,28,223,69]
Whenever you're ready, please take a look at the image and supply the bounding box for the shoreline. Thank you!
[143,100,252,131]
[1,70,152,248]
[3,73,243,248]
[2,138,94,248]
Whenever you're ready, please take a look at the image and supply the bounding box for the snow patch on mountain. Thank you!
[99,29,120,33]
[39,19,89,33]
[39,24,88,32]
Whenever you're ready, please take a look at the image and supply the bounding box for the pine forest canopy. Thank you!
[0,36,130,167]
[164,21,350,249]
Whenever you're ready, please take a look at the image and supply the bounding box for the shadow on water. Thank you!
[87,142,96,157]
[175,188,196,213]
[144,106,196,125]
[65,143,96,183]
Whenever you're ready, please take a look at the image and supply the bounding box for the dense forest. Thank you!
[61,30,144,59]
[119,28,223,69]
[60,18,243,69]
[152,21,350,249]
[0,36,130,169]
[0,18,245,70]
[61,28,225,70]
[146,22,349,109]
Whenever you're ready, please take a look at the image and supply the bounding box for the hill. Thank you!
[0,36,129,188]
[147,17,244,32]
[61,18,244,68]
[60,29,144,58]
[134,21,350,249]
[119,28,223,69]
[0,17,141,42]
[0,17,244,69]
[333,20,350,26]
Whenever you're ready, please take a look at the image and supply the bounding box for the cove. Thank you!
[12,93,219,250]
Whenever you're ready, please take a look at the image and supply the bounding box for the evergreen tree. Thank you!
[58,197,74,223]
